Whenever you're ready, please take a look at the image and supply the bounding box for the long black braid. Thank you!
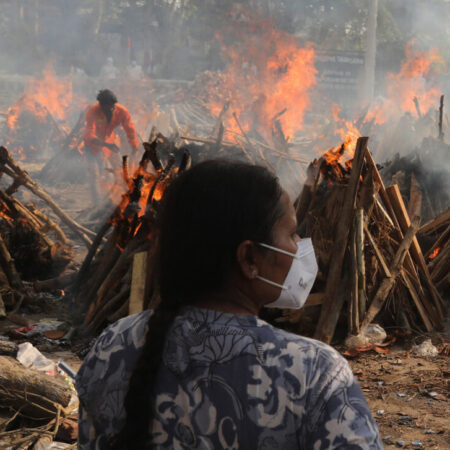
[111,160,283,448]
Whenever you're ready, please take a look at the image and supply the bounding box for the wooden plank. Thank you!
[129,251,148,315]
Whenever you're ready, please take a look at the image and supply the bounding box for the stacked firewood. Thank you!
[65,133,191,336]
[66,133,448,344]
[0,146,96,317]
[419,208,450,294]
[280,137,446,344]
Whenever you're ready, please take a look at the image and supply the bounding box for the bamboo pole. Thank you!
[355,208,367,318]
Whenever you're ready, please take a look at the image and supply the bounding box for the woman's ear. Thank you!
[236,240,259,280]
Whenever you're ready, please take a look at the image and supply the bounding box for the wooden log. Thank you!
[0,234,23,290]
[408,173,422,220]
[418,208,450,235]
[386,184,444,319]
[86,283,130,335]
[33,272,77,292]
[75,220,113,289]
[83,239,145,325]
[361,217,419,329]
[0,147,94,247]
[0,340,18,357]
[129,251,148,316]
[0,356,72,418]
[314,137,368,343]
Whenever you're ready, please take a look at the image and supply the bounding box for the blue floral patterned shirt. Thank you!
[76,307,382,449]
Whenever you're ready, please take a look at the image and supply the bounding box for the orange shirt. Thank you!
[83,103,139,156]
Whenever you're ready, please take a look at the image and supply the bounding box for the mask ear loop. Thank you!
[256,275,287,290]
[258,242,299,259]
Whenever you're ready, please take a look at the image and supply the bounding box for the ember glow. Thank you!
[365,43,444,125]
[206,8,317,142]
[428,247,441,260]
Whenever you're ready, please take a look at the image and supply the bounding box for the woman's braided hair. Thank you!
[111,160,283,448]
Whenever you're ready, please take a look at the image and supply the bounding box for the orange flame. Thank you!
[204,8,317,142]
[365,43,444,125]
[428,247,441,260]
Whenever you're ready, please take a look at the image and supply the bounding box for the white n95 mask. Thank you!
[256,238,318,309]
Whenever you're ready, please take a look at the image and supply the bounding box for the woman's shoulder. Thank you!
[75,310,152,395]
[257,318,350,376]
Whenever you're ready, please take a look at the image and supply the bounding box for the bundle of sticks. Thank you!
[283,137,446,343]
[0,146,96,317]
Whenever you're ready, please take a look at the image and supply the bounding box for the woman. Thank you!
[76,160,382,449]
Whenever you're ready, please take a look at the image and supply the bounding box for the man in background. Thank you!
[83,89,140,203]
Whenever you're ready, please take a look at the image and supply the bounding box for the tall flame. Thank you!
[205,8,317,141]
[366,43,444,125]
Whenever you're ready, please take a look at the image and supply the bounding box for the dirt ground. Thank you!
[0,163,448,448]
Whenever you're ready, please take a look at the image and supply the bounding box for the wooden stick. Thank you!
[361,217,420,328]
[355,208,367,318]
[386,184,444,319]
[314,137,368,343]
[350,225,359,335]
[232,112,268,164]
[364,224,392,278]
[438,94,444,141]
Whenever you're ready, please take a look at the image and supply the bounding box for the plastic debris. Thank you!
[345,324,387,348]
[16,342,57,374]
[425,429,435,434]
[412,441,423,447]
[377,410,385,416]
[396,392,406,398]
[411,339,438,356]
